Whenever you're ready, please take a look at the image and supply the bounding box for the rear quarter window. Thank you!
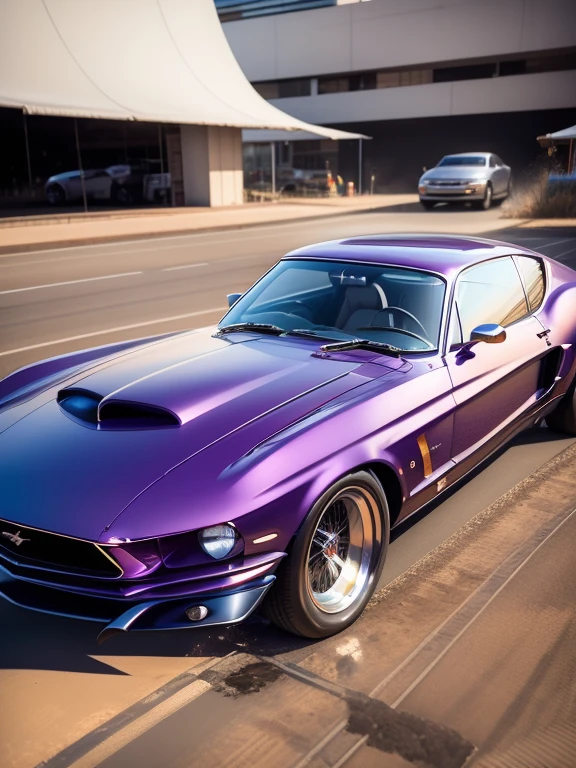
[516,256,545,312]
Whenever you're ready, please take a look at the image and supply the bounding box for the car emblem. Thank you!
[1,530,30,547]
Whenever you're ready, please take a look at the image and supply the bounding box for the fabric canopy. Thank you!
[243,128,368,142]
[546,125,576,140]
[0,0,365,140]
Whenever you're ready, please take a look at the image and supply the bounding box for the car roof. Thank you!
[283,235,541,278]
[442,152,494,157]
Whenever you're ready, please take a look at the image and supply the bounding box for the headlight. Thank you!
[199,524,237,559]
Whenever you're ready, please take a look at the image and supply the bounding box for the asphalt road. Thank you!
[0,208,575,768]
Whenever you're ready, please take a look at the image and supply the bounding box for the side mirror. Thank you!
[227,293,242,308]
[470,323,506,344]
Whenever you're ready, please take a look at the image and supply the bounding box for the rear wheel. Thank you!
[263,471,389,638]
[546,378,576,435]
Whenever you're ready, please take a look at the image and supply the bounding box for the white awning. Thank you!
[0,0,366,141]
[546,125,576,140]
[243,128,368,142]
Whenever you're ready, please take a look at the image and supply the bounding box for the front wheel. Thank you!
[474,183,493,210]
[420,200,436,210]
[263,471,389,638]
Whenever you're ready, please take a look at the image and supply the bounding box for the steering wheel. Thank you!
[279,300,315,322]
[373,306,430,339]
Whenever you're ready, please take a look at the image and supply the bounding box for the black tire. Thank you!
[420,200,436,210]
[546,378,576,435]
[46,184,66,205]
[474,183,493,210]
[263,470,390,638]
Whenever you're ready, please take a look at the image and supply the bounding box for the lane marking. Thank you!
[0,308,225,357]
[538,237,575,250]
[554,244,576,260]
[0,271,142,295]
[67,679,212,768]
[161,262,209,271]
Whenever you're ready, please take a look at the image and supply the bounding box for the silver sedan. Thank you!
[418,152,511,210]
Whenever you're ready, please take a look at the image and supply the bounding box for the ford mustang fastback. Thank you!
[1,235,575,642]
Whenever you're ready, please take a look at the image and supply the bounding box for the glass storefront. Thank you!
[0,108,172,216]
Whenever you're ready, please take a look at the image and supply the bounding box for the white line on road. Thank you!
[0,307,225,357]
[161,262,209,271]
[0,271,142,295]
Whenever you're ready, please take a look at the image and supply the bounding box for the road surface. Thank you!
[0,208,575,768]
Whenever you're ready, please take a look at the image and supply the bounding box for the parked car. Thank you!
[45,164,170,206]
[418,153,511,210]
[1,236,575,642]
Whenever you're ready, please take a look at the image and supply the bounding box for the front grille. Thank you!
[0,520,121,578]
[429,180,466,187]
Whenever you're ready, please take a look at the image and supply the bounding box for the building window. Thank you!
[433,63,497,83]
[253,78,311,99]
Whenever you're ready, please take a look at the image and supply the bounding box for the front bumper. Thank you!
[0,562,275,643]
[419,181,487,202]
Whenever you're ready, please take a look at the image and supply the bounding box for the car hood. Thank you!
[0,330,399,540]
[422,167,488,181]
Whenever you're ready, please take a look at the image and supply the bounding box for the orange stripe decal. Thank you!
[417,434,433,478]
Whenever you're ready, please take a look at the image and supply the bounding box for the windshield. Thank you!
[220,259,446,352]
[438,156,486,167]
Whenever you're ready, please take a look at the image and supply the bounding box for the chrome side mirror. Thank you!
[470,323,506,344]
[227,293,242,308]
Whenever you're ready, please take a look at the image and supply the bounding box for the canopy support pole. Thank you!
[358,138,363,196]
[158,123,166,205]
[569,139,574,174]
[22,112,33,194]
[270,141,276,198]
[74,118,88,213]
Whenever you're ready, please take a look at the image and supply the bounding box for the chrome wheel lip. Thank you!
[305,485,379,615]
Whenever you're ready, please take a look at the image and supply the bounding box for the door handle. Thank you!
[536,328,552,346]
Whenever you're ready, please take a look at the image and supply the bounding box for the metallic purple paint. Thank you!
[1,235,575,639]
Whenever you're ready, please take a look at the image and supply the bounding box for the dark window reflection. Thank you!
[0,108,172,216]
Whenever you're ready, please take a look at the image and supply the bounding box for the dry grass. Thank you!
[502,171,576,218]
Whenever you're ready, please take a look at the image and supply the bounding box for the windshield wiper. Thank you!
[215,322,285,336]
[318,338,402,357]
[284,328,343,341]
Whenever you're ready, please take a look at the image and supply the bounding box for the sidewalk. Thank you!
[0,194,416,253]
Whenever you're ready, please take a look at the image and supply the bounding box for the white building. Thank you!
[222,0,576,191]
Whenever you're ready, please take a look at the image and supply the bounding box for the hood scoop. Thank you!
[57,388,179,429]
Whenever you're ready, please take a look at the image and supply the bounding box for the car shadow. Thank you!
[362,201,477,214]
[0,599,315,675]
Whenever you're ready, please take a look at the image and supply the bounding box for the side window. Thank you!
[516,256,545,312]
[453,257,529,343]
[489,156,496,168]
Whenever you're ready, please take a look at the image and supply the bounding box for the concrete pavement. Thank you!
[0,195,418,253]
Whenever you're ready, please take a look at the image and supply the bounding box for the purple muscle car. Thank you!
[1,235,575,642]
